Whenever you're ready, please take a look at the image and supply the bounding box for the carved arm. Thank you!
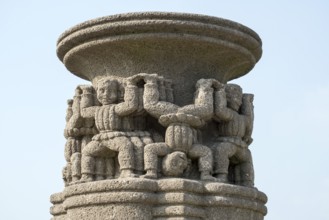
[143,74,178,119]
[65,87,84,137]
[177,78,216,120]
[213,84,234,122]
[241,94,254,145]
[65,99,74,123]
[114,78,139,116]
[80,85,97,119]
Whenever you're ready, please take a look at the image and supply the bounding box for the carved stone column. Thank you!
[50,12,267,220]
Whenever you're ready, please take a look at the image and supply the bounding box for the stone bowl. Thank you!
[57,12,262,105]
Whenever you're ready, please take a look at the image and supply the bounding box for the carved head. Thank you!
[96,79,119,105]
[162,152,188,177]
[225,84,243,112]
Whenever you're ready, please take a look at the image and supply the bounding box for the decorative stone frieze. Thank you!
[51,12,267,220]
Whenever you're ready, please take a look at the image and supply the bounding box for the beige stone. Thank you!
[50,12,267,220]
[50,179,267,220]
[56,12,262,106]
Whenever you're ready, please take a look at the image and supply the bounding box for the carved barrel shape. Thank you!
[165,123,196,151]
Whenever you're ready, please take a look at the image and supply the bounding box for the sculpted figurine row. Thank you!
[62,73,255,187]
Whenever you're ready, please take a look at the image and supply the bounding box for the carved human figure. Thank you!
[141,74,217,181]
[79,76,142,182]
[62,99,76,185]
[63,87,97,185]
[212,83,255,187]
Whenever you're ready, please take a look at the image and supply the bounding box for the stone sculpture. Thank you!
[142,74,216,181]
[62,74,256,186]
[50,12,267,220]
[212,83,255,187]
[62,99,76,185]
[62,87,96,185]
[79,77,138,181]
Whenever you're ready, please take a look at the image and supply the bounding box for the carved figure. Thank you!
[141,74,217,181]
[161,151,188,177]
[79,76,143,181]
[63,87,97,185]
[212,83,255,187]
[62,99,75,185]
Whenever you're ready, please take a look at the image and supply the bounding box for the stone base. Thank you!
[50,178,267,220]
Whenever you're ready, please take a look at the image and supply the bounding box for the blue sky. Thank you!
[1,1,328,219]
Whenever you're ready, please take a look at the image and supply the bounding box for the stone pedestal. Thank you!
[51,179,266,220]
[50,12,267,220]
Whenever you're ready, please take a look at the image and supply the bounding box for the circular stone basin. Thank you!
[57,12,262,105]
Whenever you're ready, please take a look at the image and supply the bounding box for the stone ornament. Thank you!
[62,74,254,185]
[50,12,267,220]
[142,76,217,181]
[213,83,255,187]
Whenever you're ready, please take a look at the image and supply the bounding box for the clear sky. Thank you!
[1,1,328,219]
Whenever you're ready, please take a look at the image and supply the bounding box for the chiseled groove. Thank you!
[156,191,266,215]
[58,19,259,48]
[222,61,253,82]
[62,32,255,69]
[63,188,266,213]
[210,191,267,205]
[57,12,260,45]
[153,204,206,218]
[204,183,268,203]
[50,192,65,204]
[63,181,266,205]
[50,204,66,215]
[63,180,158,197]
[58,181,267,216]
[57,20,260,61]
[65,188,158,197]
[157,179,204,194]
[161,191,266,215]
[154,217,202,220]
[157,192,203,206]
[64,192,157,209]
[205,195,267,215]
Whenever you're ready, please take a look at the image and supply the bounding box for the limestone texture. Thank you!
[51,12,267,220]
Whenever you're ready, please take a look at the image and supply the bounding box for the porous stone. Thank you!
[51,12,267,220]
[50,179,266,219]
[56,12,262,106]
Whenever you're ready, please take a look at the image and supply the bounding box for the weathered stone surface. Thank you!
[57,12,262,106]
[51,12,267,220]
[50,179,266,220]
[50,192,66,220]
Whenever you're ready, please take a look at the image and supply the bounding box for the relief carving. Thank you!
[52,13,267,220]
[142,75,217,181]
[61,74,255,186]
[212,83,255,187]
[62,86,96,185]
